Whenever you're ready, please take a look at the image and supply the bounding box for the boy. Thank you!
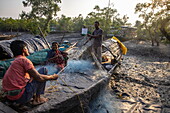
[2,40,58,105]
[46,42,68,69]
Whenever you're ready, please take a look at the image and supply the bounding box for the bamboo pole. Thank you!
[38,26,51,49]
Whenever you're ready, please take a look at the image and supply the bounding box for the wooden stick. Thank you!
[91,52,105,70]
[126,102,140,113]
[38,26,51,49]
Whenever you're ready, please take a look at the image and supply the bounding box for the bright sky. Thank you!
[0,0,149,25]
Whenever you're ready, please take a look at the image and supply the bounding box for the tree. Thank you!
[135,0,170,46]
[0,18,6,32]
[122,15,130,26]
[56,15,72,32]
[159,17,170,41]
[0,18,29,32]
[85,5,120,37]
[4,18,16,33]
[20,0,61,35]
[72,14,84,32]
[134,20,144,40]
[26,19,40,34]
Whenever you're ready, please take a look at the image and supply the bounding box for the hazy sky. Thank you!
[0,0,148,25]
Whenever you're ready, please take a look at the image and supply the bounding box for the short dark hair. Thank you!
[10,40,27,57]
[95,21,99,25]
[52,42,59,46]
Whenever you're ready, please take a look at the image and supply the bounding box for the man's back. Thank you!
[2,55,34,100]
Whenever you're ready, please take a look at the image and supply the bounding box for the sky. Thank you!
[0,0,149,25]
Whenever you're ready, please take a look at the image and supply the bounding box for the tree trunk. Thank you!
[154,30,160,46]
[43,15,52,36]
[144,24,154,46]
[155,36,159,46]
[148,29,154,46]
[156,41,159,46]
[160,28,170,41]
[160,17,170,41]
[151,40,154,46]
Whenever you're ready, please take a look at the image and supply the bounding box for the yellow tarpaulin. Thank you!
[112,36,127,55]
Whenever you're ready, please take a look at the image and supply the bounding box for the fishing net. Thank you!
[0,59,13,79]
[27,49,49,65]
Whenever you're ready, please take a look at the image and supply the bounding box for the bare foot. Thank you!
[32,97,48,105]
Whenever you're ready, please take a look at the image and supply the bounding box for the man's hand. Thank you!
[87,34,93,40]
[87,34,91,37]
[50,74,58,80]
[28,68,59,82]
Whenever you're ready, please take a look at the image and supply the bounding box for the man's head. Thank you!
[52,42,59,50]
[10,40,29,57]
[94,21,100,29]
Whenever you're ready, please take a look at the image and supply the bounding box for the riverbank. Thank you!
[110,40,170,112]
[0,34,169,112]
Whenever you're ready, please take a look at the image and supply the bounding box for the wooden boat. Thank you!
[0,35,16,40]
[0,37,123,113]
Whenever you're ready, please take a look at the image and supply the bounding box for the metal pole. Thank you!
[108,0,110,8]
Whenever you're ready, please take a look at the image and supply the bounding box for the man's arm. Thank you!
[27,68,58,82]
[61,51,68,55]
[87,34,102,39]
[87,29,103,39]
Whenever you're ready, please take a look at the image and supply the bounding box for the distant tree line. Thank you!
[0,0,131,38]
[0,18,39,34]
[0,2,130,37]
[1,0,169,45]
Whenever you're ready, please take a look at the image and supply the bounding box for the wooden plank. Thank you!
[126,102,140,113]
[0,102,18,113]
[91,52,105,70]
[65,42,78,52]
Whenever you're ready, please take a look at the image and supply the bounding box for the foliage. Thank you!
[56,15,73,32]
[135,0,170,45]
[20,0,61,35]
[72,14,84,32]
[161,38,170,45]
[26,19,39,34]
[0,18,27,32]
[0,18,39,34]
[84,5,130,36]
[0,2,131,37]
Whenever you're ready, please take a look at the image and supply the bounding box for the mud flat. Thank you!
[1,33,169,112]
[110,40,170,112]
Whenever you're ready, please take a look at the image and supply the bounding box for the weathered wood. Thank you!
[0,37,122,113]
[126,102,140,113]
[91,52,105,70]
[0,102,18,113]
